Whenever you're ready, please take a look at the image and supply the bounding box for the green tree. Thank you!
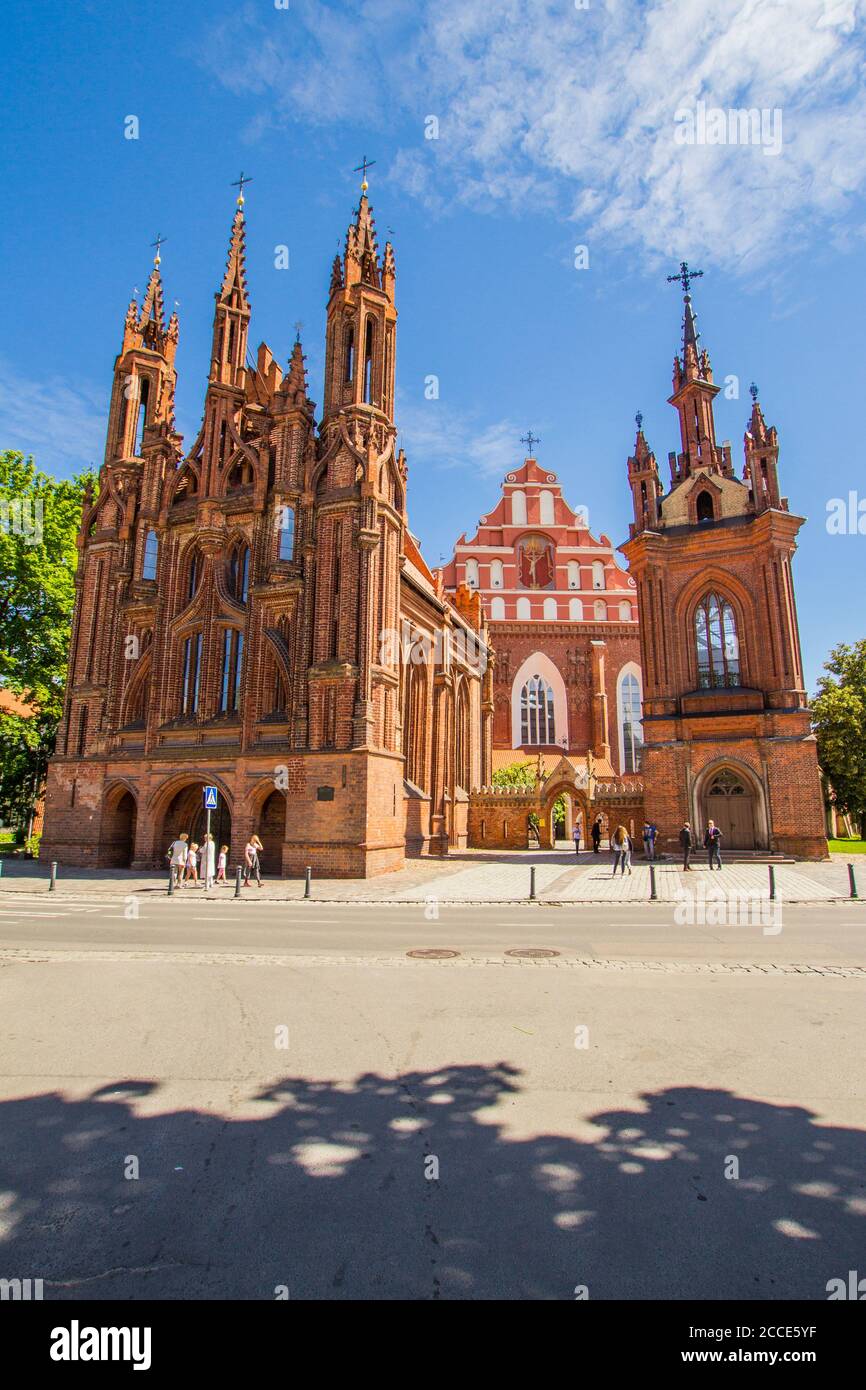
[491,761,537,789]
[813,641,866,836]
[0,451,91,831]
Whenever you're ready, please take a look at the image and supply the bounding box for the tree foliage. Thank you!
[491,761,538,789]
[813,640,866,835]
[0,451,90,829]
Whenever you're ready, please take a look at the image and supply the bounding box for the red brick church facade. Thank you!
[40,194,826,870]
[439,459,643,784]
[40,189,491,875]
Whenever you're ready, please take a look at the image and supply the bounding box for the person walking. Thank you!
[591,815,603,854]
[680,821,693,870]
[643,821,657,861]
[243,834,263,887]
[185,842,199,885]
[202,833,216,889]
[216,844,228,885]
[167,832,189,888]
[572,822,581,856]
[611,824,630,876]
[704,819,723,870]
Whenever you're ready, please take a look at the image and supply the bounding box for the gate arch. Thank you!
[693,759,768,851]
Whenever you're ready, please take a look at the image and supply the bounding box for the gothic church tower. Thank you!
[621,269,826,859]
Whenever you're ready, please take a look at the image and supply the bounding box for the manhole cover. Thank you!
[505,948,560,959]
[407,948,460,960]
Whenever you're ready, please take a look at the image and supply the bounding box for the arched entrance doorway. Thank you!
[541,786,588,849]
[158,783,232,866]
[102,786,137,867]
[257,790,287,876]
[702,768,757,850]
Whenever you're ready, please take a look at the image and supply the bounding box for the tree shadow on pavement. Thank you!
[0,1069,863,1299]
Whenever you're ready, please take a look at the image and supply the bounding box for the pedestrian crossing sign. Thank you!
[203,785,219,810]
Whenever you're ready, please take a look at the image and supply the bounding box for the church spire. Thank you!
[210,178,251,386]
[666,262,731,484]
[322,172,397,426]
[743,381,781,512]
[627,410,661,536]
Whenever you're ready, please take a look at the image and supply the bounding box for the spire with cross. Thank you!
[521,430,540,456]
[667,260,706,363]
[353,154,376,195]
[231,171,253,207]
[150,233,166,268]
[666,261,703,296]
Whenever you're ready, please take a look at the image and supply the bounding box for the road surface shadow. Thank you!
[0,1070,863,1299]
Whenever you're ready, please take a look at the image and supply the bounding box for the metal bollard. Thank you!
[235,867,243,898]
[304,866,312,899]
[848,863,859,900]
[49,861,57,892]
[530,865,537,901]
[168,867,175,896]
[650,864,657,900]
[769,864,776,901]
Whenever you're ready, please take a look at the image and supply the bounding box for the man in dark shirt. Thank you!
[703,820,723,869]
[680,821,692,871]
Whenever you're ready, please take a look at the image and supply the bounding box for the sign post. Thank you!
[203,786,218,888]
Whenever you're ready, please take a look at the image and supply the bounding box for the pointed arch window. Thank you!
[228,543,250,603]
[142,529,159,581]
[133,376,150,456]
[618,669,643,773]
[695,592,740,688]
[363,318,375,403]
[220,628,244,714]
[344,324,355,384]
[278,505,295,561]
[186,548,202,603]
[227,457,254,490]
[696,489,715,523]
[520,675,556,746]
[181,633,202,715]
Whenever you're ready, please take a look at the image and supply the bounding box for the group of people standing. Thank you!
[167,833,264,888]
[569,814,725,873]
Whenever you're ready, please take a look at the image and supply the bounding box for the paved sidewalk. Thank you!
[0,851,859,903]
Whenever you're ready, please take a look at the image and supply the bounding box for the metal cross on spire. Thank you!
[150,233,167,266]
[353,155,376,192]
[294,320,304,344]
[635,411,643,431]
[231,171,253,205]
[521,430,540,455]
[749,381,759,402]
[667,261,703,295]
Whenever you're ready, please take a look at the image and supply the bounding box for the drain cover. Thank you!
[505,948,560,959]
[407,948,460,959]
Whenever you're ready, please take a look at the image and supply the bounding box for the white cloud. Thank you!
[199,0,866,272]
[0,359,106,476]
[396,393,521,480]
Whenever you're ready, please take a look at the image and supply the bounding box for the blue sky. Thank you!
[1,0,864,693]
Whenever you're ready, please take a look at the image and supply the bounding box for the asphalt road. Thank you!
[1,901,864,1300]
